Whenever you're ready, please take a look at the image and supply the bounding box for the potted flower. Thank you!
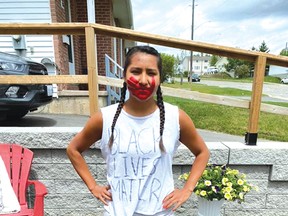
[179,164,258,216]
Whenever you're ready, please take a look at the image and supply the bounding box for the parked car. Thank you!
[280,77,288,84]
[191,74,201,82]
[0,52,53,120]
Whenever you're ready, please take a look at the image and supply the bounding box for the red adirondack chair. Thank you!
[0,143,47,216]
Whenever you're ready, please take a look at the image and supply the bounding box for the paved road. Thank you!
[175,78,288,101]
[194,80,288,102]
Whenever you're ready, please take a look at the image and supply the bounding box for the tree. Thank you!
[254,41,270,75]
[160,53,176,83]
[280,48,288,56]
[224,58,247,72]
[209,55,218,66]
[224,41,271,78]
[258,41,270,53]
[235,65,250,78]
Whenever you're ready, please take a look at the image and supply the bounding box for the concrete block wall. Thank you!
[0,128,288,216]
[41,91,107,116]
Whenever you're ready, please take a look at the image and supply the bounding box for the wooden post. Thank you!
[85,26,99,115]
[246,55,267,145]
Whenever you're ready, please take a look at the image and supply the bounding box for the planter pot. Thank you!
[197,197,225,216]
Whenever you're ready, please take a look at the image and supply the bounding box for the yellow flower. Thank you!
[224,193,232,200]
[237,179,244,185]
[225,186,233,193]
[205,180,211,186]
[243,185,250,192]
[179,173,189,181]
[227,182,233,187]
[233,169,239,175]
[239,192,244,200]
[179,164,257,203]
[222,177,228,185]
[200,190,207,197]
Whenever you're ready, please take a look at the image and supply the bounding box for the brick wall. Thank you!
[0,129,287,216]
[51,0,116,91]
[69,0,82,78]
[50,0,70,90]
[73,0,114,90]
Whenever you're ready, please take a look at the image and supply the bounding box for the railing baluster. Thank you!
[245,56,267,145]
[85,26,99,115]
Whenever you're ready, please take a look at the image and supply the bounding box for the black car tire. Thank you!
[6,110,28,120]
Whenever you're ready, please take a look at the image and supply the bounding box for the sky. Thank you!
[131,0,288,57]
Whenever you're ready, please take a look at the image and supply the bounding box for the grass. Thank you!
[163,96,288,142]
[263,76,282,83]
[164,79,288,105]
[263,101,288,108]
[199,73,281,84]
[162,76,288,141]
[163,82,253,96]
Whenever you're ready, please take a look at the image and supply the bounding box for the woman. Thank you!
[66,45,210,216]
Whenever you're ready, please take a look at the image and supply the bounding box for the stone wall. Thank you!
[0,128,287,216]
[42,91,107,116]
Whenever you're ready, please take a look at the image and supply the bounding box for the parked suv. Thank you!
[0,52,53,120]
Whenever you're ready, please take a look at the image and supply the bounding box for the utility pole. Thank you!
[189,0,195,83]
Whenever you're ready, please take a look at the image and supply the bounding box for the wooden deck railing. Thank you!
[0,23,288,145]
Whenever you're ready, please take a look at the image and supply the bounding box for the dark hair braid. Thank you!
[157,86,166,152]
[108,82,127,149]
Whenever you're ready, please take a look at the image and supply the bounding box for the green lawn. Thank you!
[163,82,253,96]
[161,81,288,142]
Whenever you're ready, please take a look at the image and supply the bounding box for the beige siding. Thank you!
[0,0,54,63]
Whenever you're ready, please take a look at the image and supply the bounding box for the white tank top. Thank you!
[100,102,180,216]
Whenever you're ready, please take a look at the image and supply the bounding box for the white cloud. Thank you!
[131,0,288,55]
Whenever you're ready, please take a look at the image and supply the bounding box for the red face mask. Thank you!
[127,76,156,101]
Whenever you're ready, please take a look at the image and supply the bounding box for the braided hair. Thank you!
[156,85,166,152]
[108,45,166,152]
[108,82,127,149]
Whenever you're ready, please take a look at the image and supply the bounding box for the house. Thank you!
[182,53,211,75]
[206,56,229,75]
[214,56,228,73]
[0,0,134,92]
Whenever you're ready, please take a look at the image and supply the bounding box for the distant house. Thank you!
[214,56,228,73]
[0,0,134,91]
[182,53,211,75]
